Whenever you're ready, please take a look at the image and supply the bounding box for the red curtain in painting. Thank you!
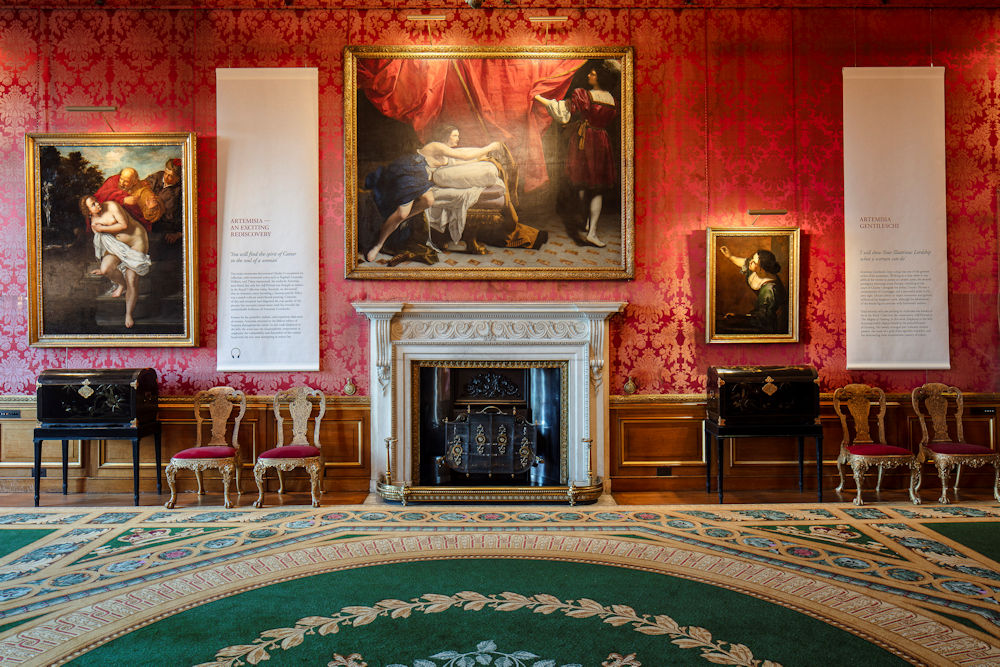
[356,58,584,191]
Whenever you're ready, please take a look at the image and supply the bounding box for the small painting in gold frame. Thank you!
[706,227,800,344]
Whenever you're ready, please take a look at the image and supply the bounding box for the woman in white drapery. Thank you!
[422,124,506,251]
[364,124,501,261]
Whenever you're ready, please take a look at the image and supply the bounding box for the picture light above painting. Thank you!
[24,132,198,347]
[344,45,634,281]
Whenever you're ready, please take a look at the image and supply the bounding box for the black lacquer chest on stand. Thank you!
[36,368,158,427]
[704,365,824,503]
[706,365,820,427]
[33,368,161,507]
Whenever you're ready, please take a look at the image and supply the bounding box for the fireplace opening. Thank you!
[414,362,566,487]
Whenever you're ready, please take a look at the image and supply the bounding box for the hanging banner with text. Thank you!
[843,67,949,369]
[216,68,319,371]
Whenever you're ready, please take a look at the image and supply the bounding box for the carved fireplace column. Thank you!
[353,302,403,485]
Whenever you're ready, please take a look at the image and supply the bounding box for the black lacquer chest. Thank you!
[706,365,819,427]
[36,368,158,426]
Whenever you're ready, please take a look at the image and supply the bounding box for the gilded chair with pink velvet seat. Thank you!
[834,383,921,506]
[164,386,247,509]
[911,382,1000,504]
[253,386,325,508]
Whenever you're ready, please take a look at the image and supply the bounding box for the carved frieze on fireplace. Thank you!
[353,301,626,504]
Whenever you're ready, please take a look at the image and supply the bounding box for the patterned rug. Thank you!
[1,501,999,666]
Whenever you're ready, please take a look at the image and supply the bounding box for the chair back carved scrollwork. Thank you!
[199,387,247,448]
[833,383,920,506]
[911,383,1000,504]
[275,386,326,448]
[165,386,247,509]
[254,386,325,508]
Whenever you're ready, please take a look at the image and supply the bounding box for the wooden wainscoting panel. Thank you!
[730,437,807,466]
[616,416,705,467]
[94,438,162,471]
[319,407,369,471]
[610,398,707,491]
[0,401,84,471]
[608,395,1000,494]
[0,399,85,495]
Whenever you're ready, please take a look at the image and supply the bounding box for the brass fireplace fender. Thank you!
[376,477,604,506]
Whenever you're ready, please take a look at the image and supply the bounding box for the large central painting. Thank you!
[344,46,634,280]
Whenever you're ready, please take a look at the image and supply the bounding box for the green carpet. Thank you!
[1,502,999,666]
[0,529,52,558]
[922,521,1000,564]
[72,559,902,666]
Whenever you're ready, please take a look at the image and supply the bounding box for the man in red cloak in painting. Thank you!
[92,166,163,231]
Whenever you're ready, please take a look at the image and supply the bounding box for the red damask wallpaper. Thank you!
[0,6,997,396]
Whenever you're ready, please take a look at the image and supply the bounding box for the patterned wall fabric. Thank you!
[0,7,997,396]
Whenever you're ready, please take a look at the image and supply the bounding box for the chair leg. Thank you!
[164,463,178,509]
[908,463,922,505]
[851,461,866,506]
[234,460,242,495]
[954,463,962,491]
[253,463,266,508]
[936,461,951,504]
[875,466,884,491]
[835,458,846,493]
[194,468,205,496]
[220,463,234,509]
[307,460,322,508]
[992,462,1000,503]
[277,469,285,495]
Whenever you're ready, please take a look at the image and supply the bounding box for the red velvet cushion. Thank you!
[173,446,236,459]
[847,444,912,457]
[926,442,995,455]
[258,445,320,459]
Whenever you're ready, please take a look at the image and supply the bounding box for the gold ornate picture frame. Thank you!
[25,132,198,347]
[706,227,800,344]
[345,45,634,280]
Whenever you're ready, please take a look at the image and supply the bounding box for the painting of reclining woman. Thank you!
[25,133,197,347]
[345,46,634,280]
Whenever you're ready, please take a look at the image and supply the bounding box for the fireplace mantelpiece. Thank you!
[353,302,626,504]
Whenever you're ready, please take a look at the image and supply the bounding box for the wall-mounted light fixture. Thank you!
[66,105,117,131]
[405,13,448,39]
[748,208,787,225]
[527,15,569,23]
[528,15,568,42]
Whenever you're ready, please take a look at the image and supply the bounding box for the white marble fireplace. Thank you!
[354,301,625,503]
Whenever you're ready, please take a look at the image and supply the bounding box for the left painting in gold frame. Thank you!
[25,133,198,347]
